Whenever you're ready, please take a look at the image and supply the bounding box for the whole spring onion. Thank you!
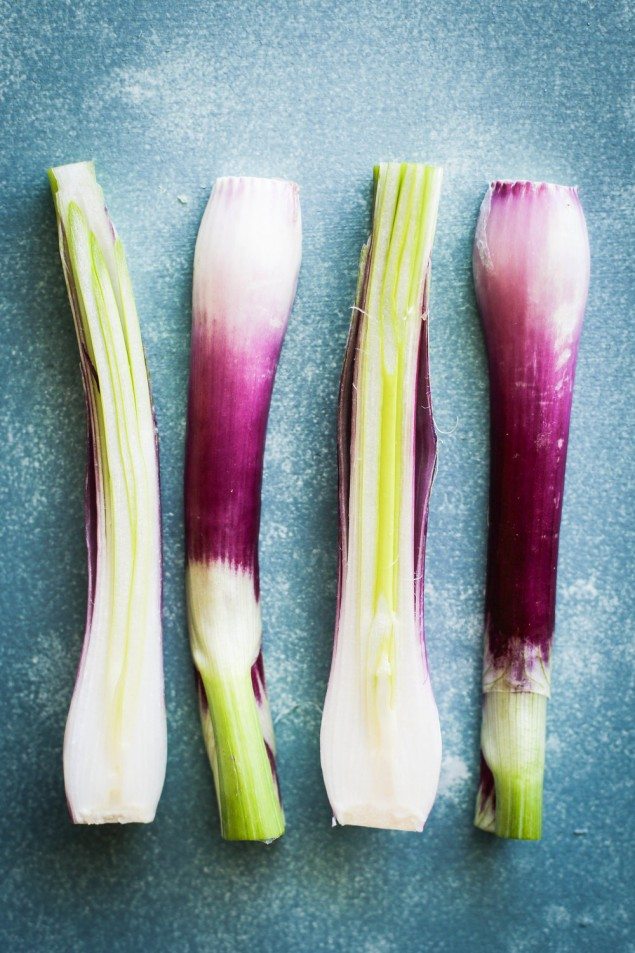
[185,176,301,842]
[50,162,166,824]
[320,162,443,831]
[473,181,590,839]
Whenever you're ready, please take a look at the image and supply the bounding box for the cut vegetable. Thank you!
[49,161,166,824]
[320,162,443,831]
[473,180,590,839]
[185,176,301,842]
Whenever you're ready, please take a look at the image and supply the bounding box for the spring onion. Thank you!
[185,176,301,842]
[473,180,590,839]
[320,162,443,831]
[49,161,167,824]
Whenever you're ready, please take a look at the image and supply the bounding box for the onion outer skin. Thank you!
[185,176,301,842]
[473,180,590,839]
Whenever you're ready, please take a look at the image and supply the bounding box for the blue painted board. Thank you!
[0,1,633,950]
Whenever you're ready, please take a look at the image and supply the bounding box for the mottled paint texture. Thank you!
[0,0,633,949]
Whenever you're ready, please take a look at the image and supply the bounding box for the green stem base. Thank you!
[201,671,284,843]
[475,692,547,841]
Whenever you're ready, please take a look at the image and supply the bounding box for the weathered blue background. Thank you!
[1,1,633,950]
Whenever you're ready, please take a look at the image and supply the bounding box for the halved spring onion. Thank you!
[320,162,443,832]
[50,161,167,824]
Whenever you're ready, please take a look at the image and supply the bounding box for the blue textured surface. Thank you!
[0,1,633,951]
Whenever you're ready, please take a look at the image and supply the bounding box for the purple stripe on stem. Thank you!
[474,180,589,689]
[413,273,437,645]
[185,322,283,581]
